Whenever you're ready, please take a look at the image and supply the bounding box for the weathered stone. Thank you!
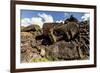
[21,32,34,43]
[21,24,41,32]
[46,41,80,60]
[39,21,79,45]
[21,44,42,63]
[53,22,79,41]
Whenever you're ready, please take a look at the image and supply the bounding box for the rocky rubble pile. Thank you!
[21,16,90,63]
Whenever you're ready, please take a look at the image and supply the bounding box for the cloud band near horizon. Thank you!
[21,11,89,28]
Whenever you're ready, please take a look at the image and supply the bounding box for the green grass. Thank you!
[32,57,49,62]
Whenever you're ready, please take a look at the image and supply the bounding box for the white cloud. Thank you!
[81,13,90,21]
[56,20,64,23]
[31,17,43,28]
[21,18,31,26]
[21,17,43,28]
[21,13,54,28]
[38,13,54,23]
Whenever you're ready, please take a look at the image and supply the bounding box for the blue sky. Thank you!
[21,10,89,28]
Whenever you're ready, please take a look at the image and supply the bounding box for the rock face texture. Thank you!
[21,15,90,63]
[46,41,80,60]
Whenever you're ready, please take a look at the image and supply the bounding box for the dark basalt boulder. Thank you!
[53,22,79,42]
[64,15,78,24]
[40,21,79,45]
[38,16,80,45]
[46,41,80,60]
